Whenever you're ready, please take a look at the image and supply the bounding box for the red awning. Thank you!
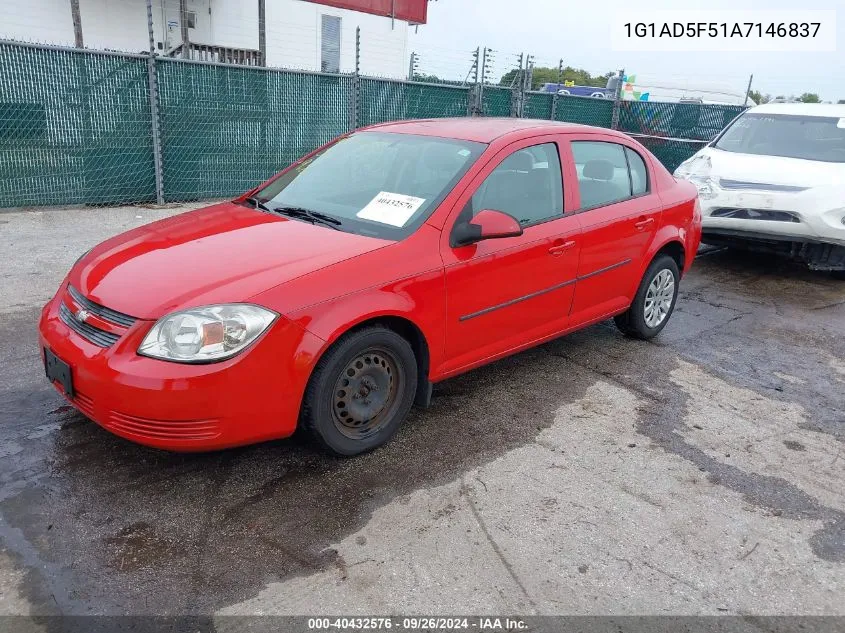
[303,0,428,24]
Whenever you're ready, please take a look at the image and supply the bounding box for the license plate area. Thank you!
[44,347,74,397]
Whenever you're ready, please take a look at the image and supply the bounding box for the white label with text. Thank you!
[357,192,426,227]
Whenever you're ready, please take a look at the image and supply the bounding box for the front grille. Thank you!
[107,411,221,441]
[719,179,809,193]
[59,302,120,347]
[710,208,800,223]
[68,285,137,327]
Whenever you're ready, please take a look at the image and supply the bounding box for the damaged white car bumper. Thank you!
[675,149,845,270]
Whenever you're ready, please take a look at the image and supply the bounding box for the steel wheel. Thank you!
[331,346,403,440]
[643,268,675,328]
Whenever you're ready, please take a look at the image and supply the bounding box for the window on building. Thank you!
[321,15,341,74]
[185,11,196,29]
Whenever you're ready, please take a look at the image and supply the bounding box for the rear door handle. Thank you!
[548,240,576,256]
[634,217,655,230]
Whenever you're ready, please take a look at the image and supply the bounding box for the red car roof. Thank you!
[363,117,611,143]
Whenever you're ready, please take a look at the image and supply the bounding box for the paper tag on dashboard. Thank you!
[838,118,845,129]
[356,192,426,227]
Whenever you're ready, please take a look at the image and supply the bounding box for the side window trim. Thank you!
[622,146,634,197]
[624,146,650,195]
[568,139,653,214]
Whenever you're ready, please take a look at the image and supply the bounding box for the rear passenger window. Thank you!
[625,147,648,195]
[571,141,648,209]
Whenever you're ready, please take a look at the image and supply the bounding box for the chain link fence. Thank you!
[0,39,745,209]
[0,42,156,207]
[616,100,746,171]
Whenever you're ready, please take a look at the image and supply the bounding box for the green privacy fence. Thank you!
[0,42,155,207]
[360,78,470,126]
[616,100,745,171]
[157,60,353,201]
[0,40,744,208]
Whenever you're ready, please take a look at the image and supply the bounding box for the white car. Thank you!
[674,103,845,278]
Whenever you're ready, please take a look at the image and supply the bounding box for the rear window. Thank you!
[714,113,845,163]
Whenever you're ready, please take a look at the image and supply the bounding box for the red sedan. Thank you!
[39,119,701,455]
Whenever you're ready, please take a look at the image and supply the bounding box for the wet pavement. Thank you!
[0,206,843,616]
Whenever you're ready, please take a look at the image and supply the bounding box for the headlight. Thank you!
[674,154,717,199]
[138,304,277,363]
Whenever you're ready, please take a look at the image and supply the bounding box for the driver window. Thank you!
[464,143,563,227]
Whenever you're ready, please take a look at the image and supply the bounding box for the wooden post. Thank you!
[180,0,190,58]
[258,0,266,66]
[70,0,83,48]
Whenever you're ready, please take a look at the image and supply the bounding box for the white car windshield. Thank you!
[714,113,845,163]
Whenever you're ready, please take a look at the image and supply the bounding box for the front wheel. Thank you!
[614,254,680,340]
[299,326,418,456]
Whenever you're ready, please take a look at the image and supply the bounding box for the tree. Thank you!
[747,90,771,105]
[499,66,612,90]
[798,92,821,103]
[412,73,444,84]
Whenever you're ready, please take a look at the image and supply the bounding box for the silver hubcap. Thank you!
[644,269,675,328]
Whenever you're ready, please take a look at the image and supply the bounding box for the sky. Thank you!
[408,0,843,103]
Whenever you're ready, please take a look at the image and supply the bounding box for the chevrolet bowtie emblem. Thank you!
[75,308,91,323]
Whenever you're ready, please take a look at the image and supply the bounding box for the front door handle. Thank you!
[548,240,576,256]
[634,217,655,231]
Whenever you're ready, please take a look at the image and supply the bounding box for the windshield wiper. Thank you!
[272,206,342,230]
[244,196,271,213]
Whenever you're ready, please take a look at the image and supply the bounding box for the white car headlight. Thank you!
[138,304,277,363]
[674,154,718,199]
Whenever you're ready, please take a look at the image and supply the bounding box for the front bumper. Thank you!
[699,186,845,248]
[38,286,324,451]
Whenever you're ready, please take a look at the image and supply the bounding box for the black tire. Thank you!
[614,254,680,340]
[832,270,845,281]
[300,326,417,456]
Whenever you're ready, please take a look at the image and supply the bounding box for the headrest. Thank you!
[500,150,534,172]
[421,142,470,171]
[583,159,614,181]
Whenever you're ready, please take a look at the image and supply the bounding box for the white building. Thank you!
[0,0,429,77]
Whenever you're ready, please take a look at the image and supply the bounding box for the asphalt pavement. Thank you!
[0,204,843,617]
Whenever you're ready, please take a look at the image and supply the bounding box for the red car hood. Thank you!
[69,202,391,319]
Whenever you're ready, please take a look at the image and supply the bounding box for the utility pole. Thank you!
[350,26,361,130]
[145,0,164,204]
[550,58,563,120]
[179,0,190,58]
[466,47,480,115]
[744,73,754,105]
[258,0,266,66]
[408,51,418,81]
[479,46,489,115]
[611,68,625,130]
[69,0,83,48]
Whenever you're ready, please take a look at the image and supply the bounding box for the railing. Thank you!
[165,42,262,66]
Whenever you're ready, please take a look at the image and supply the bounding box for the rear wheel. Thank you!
[300,326,417,456]
[614,255,680,340]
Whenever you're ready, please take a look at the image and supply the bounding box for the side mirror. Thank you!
[451,209,523,247]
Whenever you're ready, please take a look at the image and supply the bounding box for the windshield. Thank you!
[714,113,845,163]
[253,131,487,239]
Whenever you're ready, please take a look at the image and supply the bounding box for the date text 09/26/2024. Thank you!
[307,617,528,630]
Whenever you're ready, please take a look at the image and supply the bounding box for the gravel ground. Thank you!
[0,204,843,616]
